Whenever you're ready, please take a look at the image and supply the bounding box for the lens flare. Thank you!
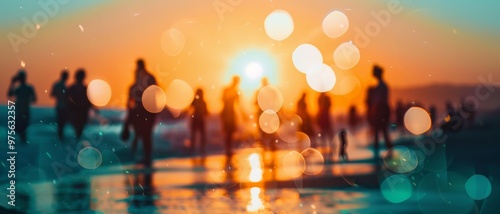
[292,44,323,74]
[381,174,412,203]
[161,28,185,56]
[87,79,112,107]
[248,153,263,182]
[142,85,166,113]
[165,79,194,109]
[301,148,324,175]
[281,151,306,178]
[322,11,349,38]
[404,107,432,135]
[264,10,294,41]
[465,174,492,200]
[77,147,103,169]
[259,110,280,134]
[306,63,336,92]
[257,85,283,112]
[383,146,419,173]
[334,42,360,70]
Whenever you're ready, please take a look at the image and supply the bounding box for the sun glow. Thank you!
[245,62,263,79]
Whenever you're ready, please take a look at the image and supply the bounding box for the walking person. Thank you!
[122,59,158,167]
[221,76,242,164]
[67,69,93,140]
[190,88,208,164]
[51,70,69,140]
[366,65,393,160]
[7,69,37,142]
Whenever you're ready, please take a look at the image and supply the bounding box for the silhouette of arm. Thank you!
[7,77,16,98]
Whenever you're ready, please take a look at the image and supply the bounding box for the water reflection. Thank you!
[127,169,157,213]
[54,178,91,213]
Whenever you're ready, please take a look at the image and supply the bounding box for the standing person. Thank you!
[316,92,333,158]
[122,59,158,167]
[366,65,392,160]
[190,88,208,164]
[7,70,37,142]
[296,92,314,138]
[339,129,348,161]
[67,69,92,140]
[221,76,241,164]
[395,100,405,135]
[51,70,69,140]
[429,104,437,129]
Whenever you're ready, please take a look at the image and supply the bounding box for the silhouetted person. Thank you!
[7,70,37,142]
[395,100,405,134]
[190,88,208,164]
[122,59,158,167]
[441,101,462,132]
[366,65,392,159]
[316,92,333,155]
[67,69,92,140]
[348,105,359,131]
[51,70,69,140]
[221,76,241,163]
[339,129,348,161]
[297,92,314,138]
[255,77,277,152]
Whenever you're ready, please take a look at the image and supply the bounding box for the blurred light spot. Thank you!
[77,147,102,169]
[259,110,280,134]
[277,115,302,143]
[142,85,166,113]
[264,10,294,41]
[258,85,283,112]
[246,187,265,212]
[165,79,194,109]
[79,24,84,32]
[161,28,185,56]
[245,62,263,79]
[404,107,431,135]
[465,174,492,200]
[306,63,336,92]
[334,42,360,70]
[383,146,419,173]
[21,60,25,67]
[248,153,263,182]
[292,44,323,74]
[301,148,324,175]
[322,11,349,38]
[381,174,412,203]
[87,79,112,107]
[282,151,306,178]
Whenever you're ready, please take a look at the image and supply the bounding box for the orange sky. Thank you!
[1,0,499,115]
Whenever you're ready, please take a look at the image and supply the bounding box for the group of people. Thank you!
[7,60,398,167]
[7,68,93,142]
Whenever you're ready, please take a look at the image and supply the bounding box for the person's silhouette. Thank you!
[7,69,37,142]
[51,70,69,140]
[122,59,158,167]
[255,78,277,152]
[297,92,314,138]
[429,104,437,129]
[339,129,348,161]
[190,88,208,164]
[316,92,333,159]
[395,100,405,134]
[67,69,92,140]
[366,65,392,159]
[221,76,241,164]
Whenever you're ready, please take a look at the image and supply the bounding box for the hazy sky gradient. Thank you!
[1,0,499,113]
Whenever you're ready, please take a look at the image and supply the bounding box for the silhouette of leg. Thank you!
[200,128,207,164]
[225,131,233,164]
[373,127,380,160]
